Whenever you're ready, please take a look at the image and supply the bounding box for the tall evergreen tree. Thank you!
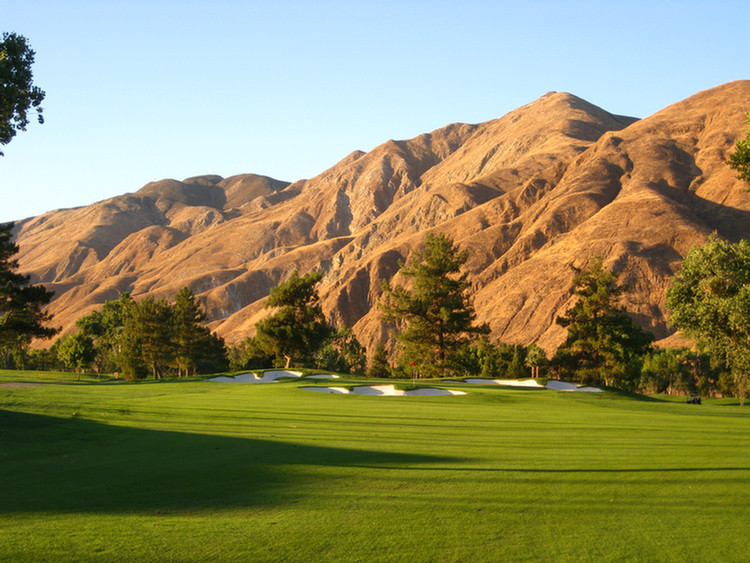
[0,222,58,366]
[173,287,209,377]
[380,233,488,377]
[127,296,174,379]
[554,257,654,387]
[255,271,329,368]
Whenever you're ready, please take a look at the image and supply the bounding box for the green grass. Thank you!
[1,371,748,562]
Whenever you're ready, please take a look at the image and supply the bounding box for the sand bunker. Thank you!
[545,379,602,392]
[460,378,601,393]
[300,384,466,396]
[207,370,303,383]
[464,378,544,388]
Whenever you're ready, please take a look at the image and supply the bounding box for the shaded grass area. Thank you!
[0,371,749,562]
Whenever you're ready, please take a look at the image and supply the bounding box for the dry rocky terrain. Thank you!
[13,80,750,355]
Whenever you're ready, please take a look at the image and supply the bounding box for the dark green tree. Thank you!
[555,257,654,387]
[727,112,750,188]
[315,326,366,374]
[0,32,45,155]
[255,271,329,368]
[0,222,58,367]
[173,287,209,377]
[126,296,174,379]
[506,345,529,379]
[638,347,717,396]
[367,342,391,378]
[380,233,489,377]
[525,343,547,379]
[666,236,750,404]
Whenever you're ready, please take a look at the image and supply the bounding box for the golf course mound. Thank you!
[301,384,466,396]
[304,374,340,380]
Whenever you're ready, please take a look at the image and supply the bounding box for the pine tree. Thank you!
[0,222,58,367]
[554,257,653,387]
[127,296,174,379]
[380,233,489,377]
[173,287,209,377]
[255,271,329,368]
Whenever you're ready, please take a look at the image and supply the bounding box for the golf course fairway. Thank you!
[1,371,748,562]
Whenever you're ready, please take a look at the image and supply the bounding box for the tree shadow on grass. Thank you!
[0,409,454,514]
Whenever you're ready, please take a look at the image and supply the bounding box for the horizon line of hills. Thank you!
[13,79,750,357]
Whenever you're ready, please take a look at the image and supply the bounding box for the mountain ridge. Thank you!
[13,80,750,355]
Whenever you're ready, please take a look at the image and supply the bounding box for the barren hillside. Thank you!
[13,80,750,355]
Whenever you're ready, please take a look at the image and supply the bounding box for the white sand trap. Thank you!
[233,373,263,382]
[459,377,601,393]
[260,370,303,382]
[464,378,543,387]
[300,386,350,394]
[207,370,303,383]
[305,374,340,380]
[351,384,404,395]
[545,379,602,392]
[545,379,579,391]
[493,379,545,388]
[301,384,465,396]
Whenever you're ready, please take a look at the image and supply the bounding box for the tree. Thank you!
[315,326,367,374]
[727,112,750,189]
[57,332,96,376]
[380,233,489,377]
[554,257,654,387]
[0,222,58,367]
[0,32,45,155]
[173,287,209,377]
[76,293,133,373]
[525,344,547,379]
[255,271,329,368]
[666,236,750,405]
[128,296,174,380]
[506,345,529,379]
[367,343,391,378]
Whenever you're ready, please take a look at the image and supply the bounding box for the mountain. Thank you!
[13,80,750,355]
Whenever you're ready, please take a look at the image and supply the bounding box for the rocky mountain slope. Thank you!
[13,80,750,355]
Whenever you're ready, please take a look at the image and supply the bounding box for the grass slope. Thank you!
[1,372,748,563]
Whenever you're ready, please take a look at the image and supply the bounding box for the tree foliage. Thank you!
[554,257,654,387]
[727,112,750,189]
[315,326,366,374]
[639,347,718,396]
[57,332,96,375]
[73,288,227,380]
[666,236,750,404]
[0,32,45,155]
[380,233,489,377]
[367,343,391,378]
[0,222,58,367]
[254,271,329,368]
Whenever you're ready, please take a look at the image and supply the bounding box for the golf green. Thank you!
[1,372,748,562]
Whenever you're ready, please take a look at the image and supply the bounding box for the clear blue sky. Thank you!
[1,0,748,223]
